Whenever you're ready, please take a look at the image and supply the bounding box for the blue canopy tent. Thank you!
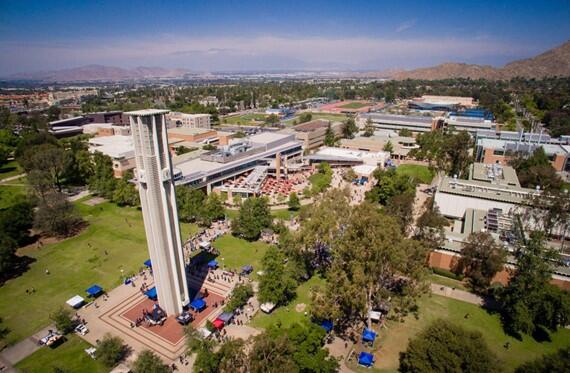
[320,320,333,333]
[362,328,377,343]
[217,312,234,323]
[144,259,152,268]
[190,298,207,312]
[86,285,103,298]
[241,265,253,274]
[358,352,374,367]
[207,260,218,269]
[145,287,157,300]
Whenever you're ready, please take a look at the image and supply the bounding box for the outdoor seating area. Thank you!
[259,172,308,198]
[85,284,103,298]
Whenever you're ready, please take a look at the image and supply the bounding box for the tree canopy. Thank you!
[232,196,272,241]
[399,319,502,373]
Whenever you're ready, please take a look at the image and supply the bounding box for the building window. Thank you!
[493,150,504,156]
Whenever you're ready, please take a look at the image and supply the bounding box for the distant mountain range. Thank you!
[390,40,570,80]
[4,40,569,82]
[6,65,192,82]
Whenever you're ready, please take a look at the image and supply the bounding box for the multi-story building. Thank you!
[287,119,344,150]
[199,96,219,106]
[359,113,438,133]
[167,112,211,129]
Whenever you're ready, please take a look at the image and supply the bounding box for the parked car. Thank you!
[75,323,89,336]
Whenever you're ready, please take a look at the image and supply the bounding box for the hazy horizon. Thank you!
[1,0,569,75]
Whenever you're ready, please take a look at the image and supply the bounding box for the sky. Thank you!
[0,0,569,75]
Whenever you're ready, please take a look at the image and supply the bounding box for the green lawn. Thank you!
[271,208,299,221]
[371,294,570,372]
[15,334,106,373]
[396,164,435,184]
[0,185,27,209]
[212,234,269,279]
[0,160,24,181]
[250,275,326,330]
[283,112,348,126]
[222,113,268,125]
[338,102,369,109]
[0,200,198,345]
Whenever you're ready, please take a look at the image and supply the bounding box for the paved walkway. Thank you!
[0,324,54,372]
[0,173,25,185]
[430,283,483,305]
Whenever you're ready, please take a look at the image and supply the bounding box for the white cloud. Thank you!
[396,19,417,33]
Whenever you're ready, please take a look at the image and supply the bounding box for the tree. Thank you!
[366,168,416,205]
[0,200,33,246]
[0,237,18,282]
[510,147,561,190]
[258,246,296,305]
[96,334,126,368]
[308,162,333,195]
[201,192,225,226]
[47,105,61,121]
[232,197,272,241]
[399,319,501,373]
[499,232,570,336]
[89,152,117,199]
[385,191,415,235]
[398,128,413,137]
[50,307,75,334]
[0,145,10,168]
[34,192,83,237]
[524,189,570,249]
[443,130,473,179]
[323,123,337,146]
[265,114,280,126]
[312,203,427,328]
[298,112,312,123]
[343,118,357,139]
[515,346,570,373]
[132,350,169,373]
[363,118,375,137]
[20,143,67,195]
[456,232,506,292]
[287,192,301,211]
[176,186,206,223]
[224,284,253,312]
[113,178,139,207]
[383,140,394,153]
[249,332,297,373]
[414,197,448,249]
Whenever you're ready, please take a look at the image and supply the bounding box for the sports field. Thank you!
[338,102,369,109]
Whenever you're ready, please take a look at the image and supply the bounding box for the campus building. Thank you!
[408,95,476,111]
[340,131,418,160]
[88,135,136,177]
[166,112,211,129]
[173,132,303,193]
[359,113,438,133]
[127,109,190,315]
[306,147,389,175]
[287,119,344,150]
[474,131,570,173]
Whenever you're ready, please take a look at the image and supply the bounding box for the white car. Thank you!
[84,347,97,359]
[75,324,89,336]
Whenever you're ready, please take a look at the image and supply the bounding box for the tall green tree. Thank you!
[456,232,506,292]
[258,246,296,305]
[132,350,169,373]
[96,334,126,368]
[33,192,83,237]
[89,152,117,199]
[509,147,561,190]
[201,192,225,226]
[342,117,357,139]
[323,123,337,146]
[50,307,75,334]
[112,178,139,207]
[383,140,394,153]
[312,203,427,328]
[363,118,375,137]
[500,232,570,336]
[365,168,416,205]
[399,319,502,373]
[232,197,272,241]
[287,192,301,211]
[298,112,312,123]
[176,186,206,223]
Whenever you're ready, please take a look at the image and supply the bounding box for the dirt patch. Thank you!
[83,196,106,206]
[295,303,306,312]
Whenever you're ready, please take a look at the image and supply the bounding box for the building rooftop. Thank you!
[88,135,134,159]
[362,113,434,124]
[293,119,332,132]
[437,175,536,204]
[470,163,521,187]
[125,109,170,116]
[168,127,215,136]
[477,138,569,155]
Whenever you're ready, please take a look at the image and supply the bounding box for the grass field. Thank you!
[371,294,570,372]
[222,113,268,125]
[283,112,348,126]
[0,200,198,345]
[396,164,435,184]
[250,275,326,330]
[428,274,469,291]
[0,160,23,181]
[15,334,106,373]
[0,184,26,209]
[338,102,369,109]
[213,234,269,280]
